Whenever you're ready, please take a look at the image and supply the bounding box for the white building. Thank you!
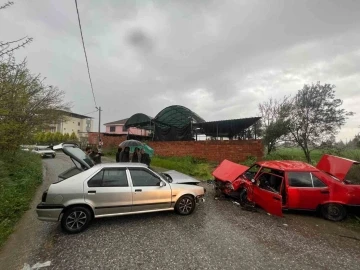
[46,111,94,138]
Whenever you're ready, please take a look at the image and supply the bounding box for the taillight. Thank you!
[41,190,48,202]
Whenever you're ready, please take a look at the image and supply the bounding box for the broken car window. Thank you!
[258,172,283,193]
[243,164,261,180]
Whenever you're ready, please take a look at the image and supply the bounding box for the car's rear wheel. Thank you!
[61,206,92,233]
[321,203,347,221]
[175,195,195,215]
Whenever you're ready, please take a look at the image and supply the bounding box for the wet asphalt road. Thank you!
[1,153,360,270]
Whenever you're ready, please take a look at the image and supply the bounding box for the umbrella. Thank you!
[129,144,154,157]
[119,140,144,148]
[119,140,154,157]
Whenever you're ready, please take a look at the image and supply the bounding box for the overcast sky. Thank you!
[1,0,359,141]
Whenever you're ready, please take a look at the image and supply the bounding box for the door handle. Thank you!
[273,197,280,201]
[320,190,329,194]
[135,189,142,192]
[88,190,96,194]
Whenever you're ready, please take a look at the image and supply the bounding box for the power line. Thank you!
[83,110,99,116]
[74,0,97,108]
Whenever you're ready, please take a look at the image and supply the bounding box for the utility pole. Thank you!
[96,106,102,146]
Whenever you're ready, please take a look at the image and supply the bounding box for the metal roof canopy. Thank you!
[124,113,154,130]
[154,105,205,128]
[194,117,261,137]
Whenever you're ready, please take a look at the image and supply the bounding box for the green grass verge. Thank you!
[151,156,213,180]
[0,151,42,248]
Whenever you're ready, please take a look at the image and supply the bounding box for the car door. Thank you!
[84,168,133,216]
[286,171,329,210]
[128,167,172,212]
[251,172,283,217]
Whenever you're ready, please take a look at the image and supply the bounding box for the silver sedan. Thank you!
[36,144,205,233]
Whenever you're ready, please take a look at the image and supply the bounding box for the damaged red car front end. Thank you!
[212,159,249,197]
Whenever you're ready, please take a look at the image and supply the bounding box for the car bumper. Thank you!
[36,203,64,222]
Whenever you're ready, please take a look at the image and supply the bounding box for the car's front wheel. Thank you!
[61,206,92,233]
[175,195,195,215]
[321,203,347,221]
[52,154,56,158]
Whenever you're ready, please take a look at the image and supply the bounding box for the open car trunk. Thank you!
[54,143,95,180]
[316,154,360,181]
[58,166,84,180]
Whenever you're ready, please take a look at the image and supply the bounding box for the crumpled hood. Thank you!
[162,170,200,184]
[316,154,359,181]
[212,159,249,182]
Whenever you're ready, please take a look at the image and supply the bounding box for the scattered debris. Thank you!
[22,261,51,270]
[283,224,288,227]
[267,213,271,216]
[232,201,240,206]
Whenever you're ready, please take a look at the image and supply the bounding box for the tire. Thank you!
[321,203,347,221]
[61,206,92,233]
[52,154,56,158]
[238,188,248,207]
[175,195,196,215]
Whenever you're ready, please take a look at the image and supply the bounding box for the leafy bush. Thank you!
[0,151,42,248]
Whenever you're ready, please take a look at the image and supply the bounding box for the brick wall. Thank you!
[88,132,263,163]
[88,132,127,148]
[147,140,263,163]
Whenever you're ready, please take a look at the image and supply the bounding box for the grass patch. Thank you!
[102,146,118,157]
[0,151,42,248]
[151,156,212,180]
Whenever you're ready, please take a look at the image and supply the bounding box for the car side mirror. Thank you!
[159,181,166,187]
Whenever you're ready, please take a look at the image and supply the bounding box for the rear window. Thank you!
[288,172,327,188]
[64,147,94,167]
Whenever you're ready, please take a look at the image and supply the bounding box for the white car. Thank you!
[37,144,206,233]
[32,146,56,158]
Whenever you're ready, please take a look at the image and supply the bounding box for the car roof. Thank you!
[94,162,149,168]
[256,160,318,172]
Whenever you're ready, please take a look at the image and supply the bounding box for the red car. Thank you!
[213,154,360,221]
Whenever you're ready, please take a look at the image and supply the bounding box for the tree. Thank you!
[0,1,33,58]
[43,132,54,144]
[63,133,70,141]
[53,132,63,143]
[263,119,290,154]
[0,58,69,151]
[70,131,78,141]
[285,83,353,163]
[258,96,291,154]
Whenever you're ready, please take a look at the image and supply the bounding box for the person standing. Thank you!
[132,147,142,162]
[85,146,102,165]
[116,147,122,162]
[140,148,151,166]
[120,147,130,162]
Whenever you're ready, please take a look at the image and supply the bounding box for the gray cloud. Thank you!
[126,28,154,53]
[1,0,360,140]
